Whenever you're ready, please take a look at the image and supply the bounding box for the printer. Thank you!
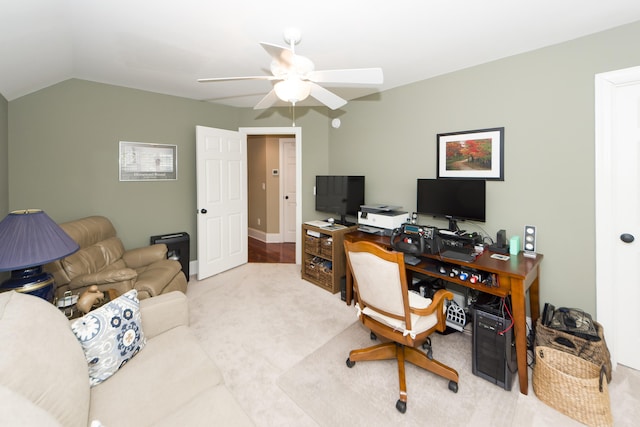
[357,204,409,231]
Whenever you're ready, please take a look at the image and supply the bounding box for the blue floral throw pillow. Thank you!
[71,289,146,386]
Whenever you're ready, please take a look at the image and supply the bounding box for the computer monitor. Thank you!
[315,175,365,225]
[416,178,486,231]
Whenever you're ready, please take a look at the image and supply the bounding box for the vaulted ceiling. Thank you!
[2,0,640,108]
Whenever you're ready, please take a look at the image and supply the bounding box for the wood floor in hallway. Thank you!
[248,237,295,263]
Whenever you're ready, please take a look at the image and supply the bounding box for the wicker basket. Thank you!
[533,346,612,427]
[320,236,333,258]
[316,261,332,289]
[304,235,320,254]
[304,258,319,280]
[536,318,612,382]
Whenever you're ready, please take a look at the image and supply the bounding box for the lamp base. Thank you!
[0,266,55,302]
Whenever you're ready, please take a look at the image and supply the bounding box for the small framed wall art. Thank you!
[437,127,504,180]
[119,141,177,181]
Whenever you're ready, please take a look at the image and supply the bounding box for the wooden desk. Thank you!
[344,231,543,395]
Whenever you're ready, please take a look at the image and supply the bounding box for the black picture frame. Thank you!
[437,127,504,180]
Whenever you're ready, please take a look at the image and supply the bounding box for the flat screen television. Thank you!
[315,175,365,225]
[416,178,486,231]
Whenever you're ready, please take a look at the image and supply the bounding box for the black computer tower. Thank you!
[150,232,190,281]
[471,304,517,390]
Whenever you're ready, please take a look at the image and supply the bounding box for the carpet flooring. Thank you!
[187,263,640,426]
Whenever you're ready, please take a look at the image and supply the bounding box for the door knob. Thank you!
[285,195,289,200]
[200,209,207,214]
[620,233,635,243]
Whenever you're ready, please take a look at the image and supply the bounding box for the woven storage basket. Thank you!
[536,318,612,383]
[533,346,612,427]
[320,236,333,258]
[305,235,320,254]
[316,261,332,289]
[304,258,319,280]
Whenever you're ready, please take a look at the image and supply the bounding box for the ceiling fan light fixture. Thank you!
[274,78,311,103]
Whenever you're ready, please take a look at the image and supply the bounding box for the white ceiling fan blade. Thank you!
[308,82,347,110]
[198,76,277,83]
[307,68,383,85]
[259,42,294,68]
[253,89,280,110]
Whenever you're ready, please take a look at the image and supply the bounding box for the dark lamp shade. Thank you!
[0,209,80,271]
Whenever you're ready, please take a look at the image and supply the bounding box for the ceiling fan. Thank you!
[198,28,383,110]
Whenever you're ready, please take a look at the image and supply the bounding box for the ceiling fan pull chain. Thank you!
[291,102,296,126]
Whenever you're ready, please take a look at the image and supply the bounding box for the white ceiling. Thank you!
[2,0,640,108]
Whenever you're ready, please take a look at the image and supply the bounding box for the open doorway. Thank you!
[243,127,301,264]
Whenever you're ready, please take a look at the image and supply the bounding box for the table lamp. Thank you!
[0,209,79,302]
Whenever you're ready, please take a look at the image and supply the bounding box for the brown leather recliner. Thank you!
[45,216,187,299]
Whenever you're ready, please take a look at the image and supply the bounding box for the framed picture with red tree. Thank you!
[437,127,504,180]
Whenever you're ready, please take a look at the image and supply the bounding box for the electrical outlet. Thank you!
[257,218,261,226]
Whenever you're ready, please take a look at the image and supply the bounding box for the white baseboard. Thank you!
[189,260,198,278]
[248,228,282,243]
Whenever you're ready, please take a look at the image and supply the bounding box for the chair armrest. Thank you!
[68,268,137,289]
[410,289,453,316]
[139,291,189,339]
[411,289,452,332]
[122,244,167,269]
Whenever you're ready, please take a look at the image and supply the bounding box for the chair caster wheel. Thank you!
[396,399,407,413]
[422,337,431,350]
[370,331,377,341]
[448,381,458,393]
[346,358,355,368]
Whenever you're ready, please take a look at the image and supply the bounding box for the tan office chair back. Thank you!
[346,242,411,326]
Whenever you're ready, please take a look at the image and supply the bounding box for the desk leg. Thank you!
[529,267,541,326]
[511,279,529,395]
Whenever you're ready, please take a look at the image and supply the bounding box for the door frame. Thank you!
[595,65,640,367]
[279,137,296,243]
[240,127,302,264]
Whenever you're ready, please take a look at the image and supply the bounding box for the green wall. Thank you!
[0,92,7,216]
[7,79,241,254]
[328,21,640,314]
[0,93,7,283]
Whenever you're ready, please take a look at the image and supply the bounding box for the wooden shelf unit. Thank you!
[301,223,357,294]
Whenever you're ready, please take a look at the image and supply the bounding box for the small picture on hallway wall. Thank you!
[437,127,504,180]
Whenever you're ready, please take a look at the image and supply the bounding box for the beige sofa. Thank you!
[0,290,254,426]
[46,216,187,300]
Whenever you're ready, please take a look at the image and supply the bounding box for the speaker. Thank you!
[523,225,537,258]
[488,229,508,254]
[471,305,517,390]
[150,232,190,281]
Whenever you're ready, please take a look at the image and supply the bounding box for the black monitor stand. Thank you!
[336,214,356,227]
[447,217,462,232]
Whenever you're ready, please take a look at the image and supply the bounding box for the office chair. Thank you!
[344,240,459,413]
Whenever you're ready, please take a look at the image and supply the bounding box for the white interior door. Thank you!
[595,66,640,370]
[281,138,297,243]
[196,125,247,280]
